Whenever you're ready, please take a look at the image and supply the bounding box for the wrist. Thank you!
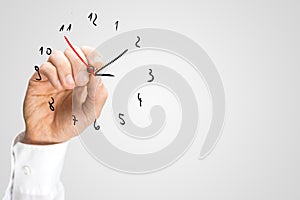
[22,129,58,145]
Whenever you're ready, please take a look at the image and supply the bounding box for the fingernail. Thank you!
[88,53,103,66]
[91,55,102,63]
[66,74,75,86]
[76,70,89,86]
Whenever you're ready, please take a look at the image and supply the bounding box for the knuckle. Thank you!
[64,48,71,55]
[87,54,103,68]
[65,47,85,64]
[49,50,62,59]
[39,62,52,72]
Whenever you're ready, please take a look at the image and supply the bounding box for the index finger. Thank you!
[81,46,104,72]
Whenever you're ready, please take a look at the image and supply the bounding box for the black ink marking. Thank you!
[34,66,41,81]
[94,119,100,130]
[88,65,114,76]
[95,73,115,77]
[48,97,55,111]
[88,12,97,26]
[115,20,119,31]
[59,25,64,32]
[72,115,78,126]
[46,48,52,55]
[119,113,125,125]
[66,24,72,31]
[59,24,72,32]
[135,36,141,48]
[93,13,97,26]
[39,46,52,55]
[88,12,93,21]
[138,93,142,107]
[147,69,154,82]
[95,49,128,76]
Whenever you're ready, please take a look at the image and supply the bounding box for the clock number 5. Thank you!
[119,113,125,125]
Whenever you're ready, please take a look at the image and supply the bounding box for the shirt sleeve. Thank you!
[2,132,69,200]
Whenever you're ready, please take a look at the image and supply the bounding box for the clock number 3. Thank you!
[147,69,154,82]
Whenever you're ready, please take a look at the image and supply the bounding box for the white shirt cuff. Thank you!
[3,132,69,199]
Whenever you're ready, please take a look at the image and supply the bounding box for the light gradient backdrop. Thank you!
[0,0,299,199]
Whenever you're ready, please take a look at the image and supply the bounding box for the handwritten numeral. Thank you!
[88,12,98,26]
[119,113,125,125]
[39,46,52,56]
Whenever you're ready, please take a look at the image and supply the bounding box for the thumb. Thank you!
[82,75,108,121]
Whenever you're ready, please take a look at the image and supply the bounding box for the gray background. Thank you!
[0,0,299,199]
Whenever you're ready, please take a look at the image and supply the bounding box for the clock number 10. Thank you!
[39,46,52,56]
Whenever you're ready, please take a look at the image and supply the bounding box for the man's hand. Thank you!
[22,46,107,145]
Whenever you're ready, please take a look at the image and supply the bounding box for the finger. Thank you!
[82,76,108,120]
[94,82,108,118]
[80,46,104,71]
[72,86,87,112]
[72,85,91,134]
[64,47,89,87]
[38,62,63,90]
[48,50,75,89]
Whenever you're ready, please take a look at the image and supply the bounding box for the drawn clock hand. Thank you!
[94,49,128,76]
[64,36,128,77]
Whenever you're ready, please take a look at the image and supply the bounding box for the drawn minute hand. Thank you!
[94,49,128,77]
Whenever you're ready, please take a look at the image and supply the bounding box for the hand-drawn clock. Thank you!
[66,28,226,174]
